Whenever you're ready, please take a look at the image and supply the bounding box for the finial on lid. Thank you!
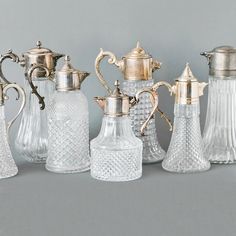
[112,80,122,95]
[114,80,120,87]
[136,41,140,48]
[65,55,70,62]
[177,63,197,82]
[36,41,42,48]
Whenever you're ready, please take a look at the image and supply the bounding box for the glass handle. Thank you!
[27,64,50,110]
[3,83,26,135]
[135,81,173,136]
[95,48,123,94]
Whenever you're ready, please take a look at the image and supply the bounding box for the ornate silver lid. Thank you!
[56,56,89,91]
[21,40,64,78]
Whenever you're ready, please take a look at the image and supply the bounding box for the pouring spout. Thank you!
[79,71,90,84]
[94,96,106,110]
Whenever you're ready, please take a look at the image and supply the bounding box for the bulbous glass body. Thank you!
[163,104,210,173]
[46,90,90,173]
[203,76,236,163]
[15,78,54,163]
[0,106,18,179]
[122,79,165,163]
[90,116,142,182]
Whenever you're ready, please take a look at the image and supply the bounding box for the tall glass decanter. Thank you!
[162,64,210,173]
[0,82,25,179]
[201,46,236,163]
[46,56,90,173]
[0,41,64,163]
[95,42,166,163]
[90,81,143,182]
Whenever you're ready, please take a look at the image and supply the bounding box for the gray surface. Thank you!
[0,0,236,235]
[1,161,236,236]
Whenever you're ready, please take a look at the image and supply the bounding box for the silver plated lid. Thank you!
[95,80,136,117]
[201,46,236,77]
[56,56,89,91]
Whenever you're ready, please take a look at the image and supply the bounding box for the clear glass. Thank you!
[46,90,90,173]
[0,106,18,179]
[15,78,54,163]
[122,79,165,163]
[90,116,142,182]
[203,76,236,163]
[162,104,210,173]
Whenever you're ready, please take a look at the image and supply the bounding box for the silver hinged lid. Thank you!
[95,80,136,117]
[56,56,89,91]
[201,46,236,77]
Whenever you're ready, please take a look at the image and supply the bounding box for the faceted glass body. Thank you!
[15,79,54,163]
[203,76,236,163]
[162,104,210,173]
[0,106,18,179]
[46,90,90,173]
[90,116,142,181]
[122,79,165,163]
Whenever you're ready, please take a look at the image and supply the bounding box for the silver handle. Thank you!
[27,64,50,110]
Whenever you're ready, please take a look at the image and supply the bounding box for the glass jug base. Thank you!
[162,161,210,173]
[0,167,18,179]
[45,163,90,174]
[23,155,47,164]
[91,171,142,182]
[142,151,165,164]
[205,147,236,164]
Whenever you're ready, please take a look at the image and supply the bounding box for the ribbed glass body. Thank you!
[15,79,54,163]
[0,106,18,179]
[162,104,210,173]
[90,116,142,182]
[122,79,165,163]
[203,76,236,163]
[46,90,90,173]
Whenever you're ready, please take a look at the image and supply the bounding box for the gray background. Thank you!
[0,0,236,235]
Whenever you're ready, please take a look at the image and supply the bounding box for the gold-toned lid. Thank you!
[176,63,198,82]
[172,63,207,105]
[124,42,151,59]
[56,55,89,91]
[95,80,136,117]
[21,40,64,79]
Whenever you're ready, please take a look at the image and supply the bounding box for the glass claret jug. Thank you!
[162,64,210,173]
[95,42,166,164]
[0,79,25,179]
[90,80,143,182]
[0,41,64,163]
[201,46,236,163]
[46,56,90,173]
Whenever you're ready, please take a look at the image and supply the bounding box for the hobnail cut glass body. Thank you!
[15,79,54,163]
[46,90,90,173]
[162,104,210,173]
[90,116,142,182]
[122,79,165,163]
[203,76,236,164]
[0,106,18,179]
